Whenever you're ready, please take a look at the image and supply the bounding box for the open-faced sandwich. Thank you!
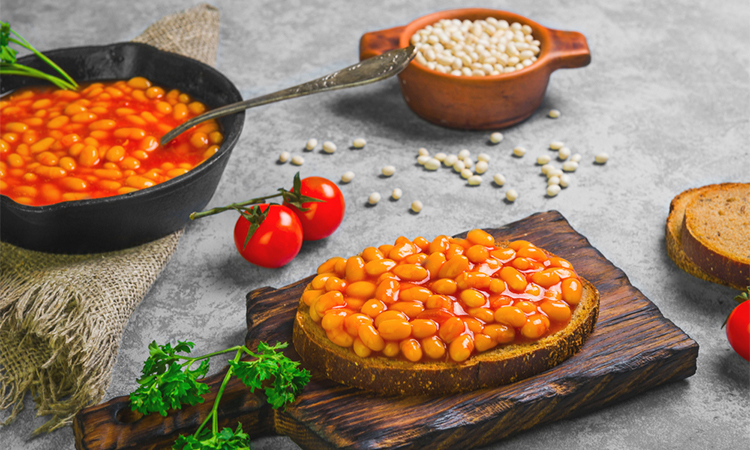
[293,229,599,395]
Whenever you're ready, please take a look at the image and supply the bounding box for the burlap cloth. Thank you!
[0,3,221,435]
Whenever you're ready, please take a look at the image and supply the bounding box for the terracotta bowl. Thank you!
[360,8,591,130]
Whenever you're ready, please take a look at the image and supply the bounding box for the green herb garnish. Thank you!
[1,21,78,90]
[130,341,310,450]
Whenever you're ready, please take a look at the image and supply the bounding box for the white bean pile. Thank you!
[411,17,541,76]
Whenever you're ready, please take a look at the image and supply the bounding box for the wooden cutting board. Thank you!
[74,211,698,450]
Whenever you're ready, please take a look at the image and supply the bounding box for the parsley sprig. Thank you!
[130,341,310,450]
[189,172,323,249]
[0,22,78,90]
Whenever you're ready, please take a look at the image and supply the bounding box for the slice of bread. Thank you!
[293,275,599,396]
[666,183,749,290]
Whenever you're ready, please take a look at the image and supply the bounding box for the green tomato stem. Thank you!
[189,194,282,220]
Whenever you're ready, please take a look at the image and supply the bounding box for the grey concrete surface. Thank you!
[2,0,749,449]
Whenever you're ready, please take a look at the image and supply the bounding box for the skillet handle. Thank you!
[546,28,591,71]
[360,26,406,61]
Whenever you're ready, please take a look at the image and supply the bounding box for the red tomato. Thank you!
[727,300,750,361]
[233,204,303,268]
[285,176,345,241]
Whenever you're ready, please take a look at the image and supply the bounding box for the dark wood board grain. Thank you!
[74,211,698,450]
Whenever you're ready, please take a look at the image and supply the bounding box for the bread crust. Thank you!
[293,277,599,396]
[666,183,749,290]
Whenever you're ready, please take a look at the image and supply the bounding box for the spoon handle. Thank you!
[160,45,417,145]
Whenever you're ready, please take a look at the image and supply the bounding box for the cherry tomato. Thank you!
[284,176,345,241]
[727,300,750,361]
[233,204,303,268]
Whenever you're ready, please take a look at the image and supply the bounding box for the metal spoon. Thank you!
[160,45,417,145]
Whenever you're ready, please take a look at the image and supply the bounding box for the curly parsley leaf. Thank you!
[173,423,251,450]
[130,341,211,416]
[230,342,311,410]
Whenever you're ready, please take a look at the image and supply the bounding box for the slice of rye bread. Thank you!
[666,183,749,290]
[293,278,599,396]
[680,183,750,289]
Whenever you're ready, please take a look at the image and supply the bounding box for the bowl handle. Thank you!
[546,29,591,71]
[360,26,406,61]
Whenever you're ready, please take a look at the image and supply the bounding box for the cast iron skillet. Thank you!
[0,43,244,254]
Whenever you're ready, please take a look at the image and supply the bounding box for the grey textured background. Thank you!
[2,0,749,449]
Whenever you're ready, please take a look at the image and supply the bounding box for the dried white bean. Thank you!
[444,154,458,166]
[417,155,431,165]
[550,141,564,150]
[418,147,430,157]
[549,169,564,178]
[392,188,402,200]
[558,147,571,160]
[536,155,551,165]
[548,109,560,119]
[477,153,490,162]
[368,192,381,205]
[453,160,466,172]
[341,171,355,183]
[411,200,423,213]
[475,160,488,174]
[458,149,471,159]
[461,168,473,179]
[571,153,582,163]
[548,176,560,186]
[382,165,396,176]
[546,184,561,197]
[541,164,554,175]
[291,155,304,165]
[506,189,518,202]
[595,153,609,164]
[560,174,571,188]
[352,138,366,149]
[322,141,337,154]
[468,175,482,186]
[493,173,506,186]
[490,132,503,144]
[513,146,527,157]
[435,152,447,161]
[305,138,317,151]
[424,158,441,170]
[562,161,579,172]
[462,158,473,169]
[279,151,290,163]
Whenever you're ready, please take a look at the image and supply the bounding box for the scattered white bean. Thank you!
[490,132,503,144]
[548,176,560,186]
[417,155,431,165]
[291,155,304,165]
[411,200,423,213]
[462,158,473,169]
[341,171,355,183]
[546,184,561,197]
[382,165,396,176]
[453,160,466,172]
[368,192,381,205]
[305,138,317,151]
[352,138,367,149]
[458,149,471,159]
[506,189,518,202]
[549,168,564,178]
[322,141,337,154]
[571,153,582,163]
[541,164,554,175]
[444,154,458,166]
[477,153,490,162]
[418,147,430,157]
[550,141,564,150]
[560,174,571,188]
[468,175,482,186]
[424,158,441,170]
[562,161,579,172]
[558,147,571,160]
[392,188,403,200]
[475,160,488,174]
[536,155,551,165]
[493,173,506,186]
[460,168,473,179]
[548,109,560,119]
[279,151,290,163]
[595,152,610,164]
[513,146,527,157]
[434,152,447,161]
